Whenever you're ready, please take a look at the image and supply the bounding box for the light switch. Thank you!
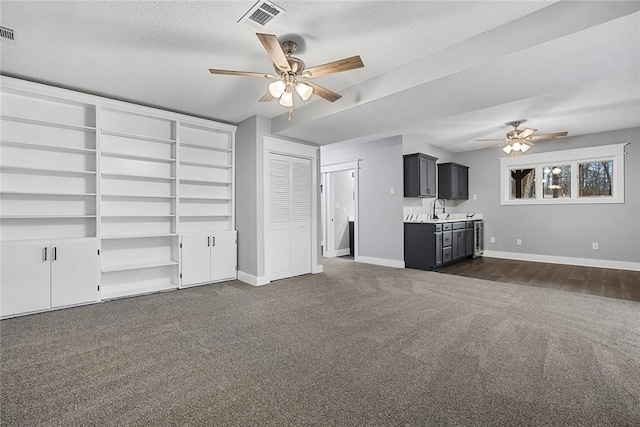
[390,187,395,194]
[472,194,478,200]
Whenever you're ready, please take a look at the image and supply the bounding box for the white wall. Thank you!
[321,136,404,267]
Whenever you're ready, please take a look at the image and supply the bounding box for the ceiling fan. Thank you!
[477,120,568,154]
[209,33,364,120]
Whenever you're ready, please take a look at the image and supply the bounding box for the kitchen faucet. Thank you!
[432,198,446,219]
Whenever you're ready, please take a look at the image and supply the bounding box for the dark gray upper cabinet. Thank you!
[404,153,437,197]
[438,162,469,200]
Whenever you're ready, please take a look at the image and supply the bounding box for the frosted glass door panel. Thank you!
[51,239,98,308]
[101,134,174,159]
[210,231,237,282]
[1,92,95,127]
[101,109,174,140]
[0,241,51,317]
[181,233,211,286]
[1,121,96,150]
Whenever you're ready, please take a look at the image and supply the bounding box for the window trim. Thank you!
[500,143,626,205]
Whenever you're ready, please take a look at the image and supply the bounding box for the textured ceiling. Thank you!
[1,1,639,152]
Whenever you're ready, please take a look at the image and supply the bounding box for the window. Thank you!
[543,164,571,199]
[579,160,613,197]
[500,144,626,205]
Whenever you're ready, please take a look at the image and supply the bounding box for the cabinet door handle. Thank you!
[53,247,57,261]
[43,247,48,261]
[212,236,215,247]
[207,236,210,247]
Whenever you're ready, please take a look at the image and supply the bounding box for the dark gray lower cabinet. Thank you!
[405,221,476,270]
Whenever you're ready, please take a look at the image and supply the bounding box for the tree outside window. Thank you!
[543,165,571,198]
[579,161,613,197]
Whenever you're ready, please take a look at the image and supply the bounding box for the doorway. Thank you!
[321,161,359,259]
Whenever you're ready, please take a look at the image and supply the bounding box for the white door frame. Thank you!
[321,160,360,260]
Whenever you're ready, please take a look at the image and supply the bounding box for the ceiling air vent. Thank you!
[0,26,16,43]
[238,1,285,29]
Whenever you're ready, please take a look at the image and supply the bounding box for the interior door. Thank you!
[210,230,237,282]
[267,153,293,281]
[290,157,311,276]
[1,241,51,317]
[181,233,211,287]
[51,239,98,308]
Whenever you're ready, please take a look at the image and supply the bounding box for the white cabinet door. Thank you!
[1,241,51,317]
[51,239,98,308]
[181,233,211,287]
[210,231,237,282]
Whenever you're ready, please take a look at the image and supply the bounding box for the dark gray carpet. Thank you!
[2,258,640,426]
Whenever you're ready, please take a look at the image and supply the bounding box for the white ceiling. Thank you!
[1,1,639,152]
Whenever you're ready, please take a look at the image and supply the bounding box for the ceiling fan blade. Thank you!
[476,138,505,142]
[304,56,364,78]
[528,131,568,140]
[517,128,536,139]
[256,33,291,72]
[209,69,275,78]
[258,92,275,102]
[305,81,342,102]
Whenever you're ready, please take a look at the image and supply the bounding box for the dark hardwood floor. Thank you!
[438,257,640,303]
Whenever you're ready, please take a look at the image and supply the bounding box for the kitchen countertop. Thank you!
[404,213,483,223]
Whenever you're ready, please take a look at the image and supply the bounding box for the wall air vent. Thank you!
[0,26,16,43]
[238,1,285,29]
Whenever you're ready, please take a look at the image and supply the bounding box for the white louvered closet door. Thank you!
[267,153,311,281]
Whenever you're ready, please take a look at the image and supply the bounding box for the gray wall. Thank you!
[321,136,404,263]
[235,116,259,277]
[332,170,355,252]
[453,128,639,263]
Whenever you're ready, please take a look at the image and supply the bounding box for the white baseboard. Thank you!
[237,270,270,286]
[483,250,640,272]
[312,264,324,274]
[335,249,351,257]
[355,256,405,269]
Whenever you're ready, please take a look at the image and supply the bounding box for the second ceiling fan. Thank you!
[477,120,568,154]
[209,33,364,119]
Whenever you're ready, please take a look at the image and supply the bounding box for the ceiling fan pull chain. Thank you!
[288,106,293,121]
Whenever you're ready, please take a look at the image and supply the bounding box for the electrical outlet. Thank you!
[516,239,522,246]
[592,242,599,250]
[490,237,495,243]
[472,194,478,200]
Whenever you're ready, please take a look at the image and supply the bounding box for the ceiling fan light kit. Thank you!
[479,120,568,155]
[209,33,364,120]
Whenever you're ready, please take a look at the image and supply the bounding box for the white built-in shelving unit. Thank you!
[177,122,237,288]
[99,107,180,300]
[0,77,237,318]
